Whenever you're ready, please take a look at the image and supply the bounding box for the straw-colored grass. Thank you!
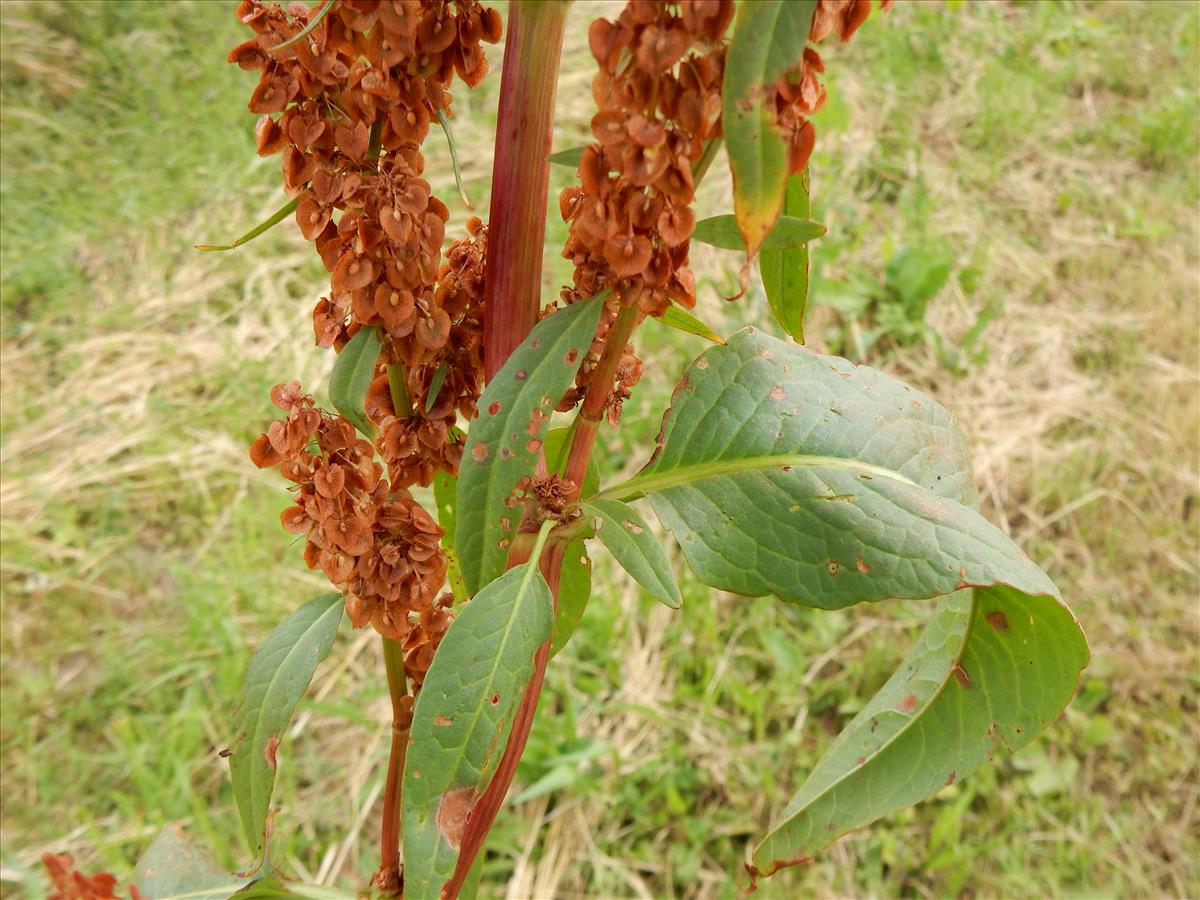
[1,1,1196,897]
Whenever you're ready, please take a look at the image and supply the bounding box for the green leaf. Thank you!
[230,594,343,860]
[547,146,586,167]
[749,584,1088,880]
[539,428,595,657]
[401,560,555,898]
[433,469,468,603]
[194,197,299,252]
[132,825,252,900]
[691,214,825,253]
[582,498,681,609]
[426,362,450,412]
[760,171,810,342]
[456,296,605,594]
[237,877,354,900]
[722,0,817,259]
[329,326,381,438]
[437,109,474,210]
[654,306,726,345]
[268,0,335,52]
[551,535,592,657]
[607,328,1066,610]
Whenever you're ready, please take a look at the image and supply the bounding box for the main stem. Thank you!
[377,636,410,894]
[482,0,570,379]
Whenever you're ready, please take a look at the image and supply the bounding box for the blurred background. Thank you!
[1,1,1197,897]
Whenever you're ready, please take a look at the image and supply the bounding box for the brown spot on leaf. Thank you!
[899,694,918,712]
[769,384,786,402]
[472,444,488,462]
[499,446,515,460]
[515,370,527,381]
[264,736,279,769]
[945,770,957,786]
[433,715,453,727]
[855,556,871,573]
[527,438,542,453]
[857,756,866,767]
[436,787,479,850]
[564,348,579,364]
[826,560,840,576]
[488,401,501,416]
[952,663,972,688]
[490,693,500,705]
[986,611,1009,631]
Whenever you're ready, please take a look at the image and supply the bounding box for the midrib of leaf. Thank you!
[240,598,341,843]
[433,522,552,791]
[598,454,920,502]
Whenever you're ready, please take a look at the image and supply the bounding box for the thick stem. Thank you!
[482,0,570,380]
[376,636,410,895]
[562,304,640,500]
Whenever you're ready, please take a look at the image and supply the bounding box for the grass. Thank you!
[2,1,1198,897]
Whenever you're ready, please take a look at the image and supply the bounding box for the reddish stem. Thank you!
[376,637,410,894]
[482,0,570,379]
[562,304,640,500]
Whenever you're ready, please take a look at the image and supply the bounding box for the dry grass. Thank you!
[1,1,1197,897]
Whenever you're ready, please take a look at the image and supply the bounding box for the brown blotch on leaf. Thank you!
[769,384,786,402]
[472,443,489,462]
[488,401,501,416]
[898,693,918,712]
[264,735,280,769]
[986,610,1009,631]
[952,662,972,689]
[855,556,870,574]
[490,692,500,705]
[826,560,839,576]
[436,786,479,850]
[565,348,580,364]
[433,715,453,726]
[945,770,957,786]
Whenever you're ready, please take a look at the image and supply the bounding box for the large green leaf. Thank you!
[401,561,555,898]
[230,594,343,860]
[749,584,1088,880]
[132,825,252,900]
[760,171,810,342]
[607,327,1013,608]
[329,325,381,438]
[691,214,825,253]
[456,297,605,594]
[583,498,680,609]
[722,0,817,260]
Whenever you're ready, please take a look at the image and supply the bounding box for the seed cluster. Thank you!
[233,0,497,678]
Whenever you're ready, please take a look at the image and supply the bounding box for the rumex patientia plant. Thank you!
[46,1,1088,897]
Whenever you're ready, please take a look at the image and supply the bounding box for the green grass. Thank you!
[2,1,1197,898]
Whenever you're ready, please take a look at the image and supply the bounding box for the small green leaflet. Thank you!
[456,295,605,595]
[583,498,680,609]
[760,171,811,342]
[547,146,586,168]
[433,469,468,603]
[229,594,343,861]
[195,197,299,252]
[655,306,725,344]
[132,825,253,900]
[401,561,555,899]
[426,362,450,412]
[437,108,474,209]
[691,214,825,253]
[329,325,381,438]
[722,0,817,260]
[542,427,595,657]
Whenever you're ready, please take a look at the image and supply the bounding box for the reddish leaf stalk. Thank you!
[562,304,640,501]
[376,636,410,894]
[482,0,570,379]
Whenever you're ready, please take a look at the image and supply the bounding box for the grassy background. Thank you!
[2,1,1197,897]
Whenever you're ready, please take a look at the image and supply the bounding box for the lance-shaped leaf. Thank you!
[583,498,681,609]
[230,594,343,860]
[329,326,381,438]
[401,561,555,898]
[195,197,299,252]
[437,109,474,209]
[433,470,468,603]
[723,0,817,259]
[551,536,592,657]
[132,825,253,900]
[547,146,586,167]
[456,296,605,594]
[749,584,1088,881]
[691,214,825,254]
[656,306,726,344]
[760,171,811,342]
